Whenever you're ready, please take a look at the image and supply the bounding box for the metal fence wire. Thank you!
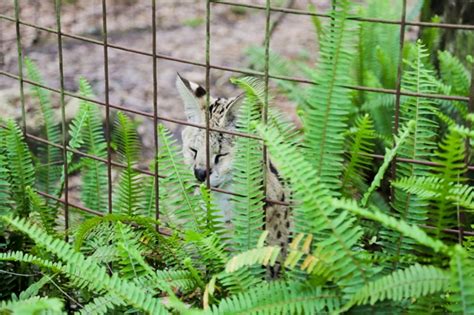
[1,0,474,241]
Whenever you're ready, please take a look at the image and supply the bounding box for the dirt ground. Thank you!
[1,0,325,155]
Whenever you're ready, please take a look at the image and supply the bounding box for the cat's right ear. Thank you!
[176,74,206,124]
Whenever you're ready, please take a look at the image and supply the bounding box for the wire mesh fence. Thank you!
[1,0,474,241]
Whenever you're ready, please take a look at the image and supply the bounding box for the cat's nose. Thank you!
[194,168,209,182]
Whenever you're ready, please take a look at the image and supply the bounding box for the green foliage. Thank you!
[393,129,469,241]
[449,247,474,314]
[1,216,169,314]
[229,77,265,251]
[113,112,143,216]
[361,120,414,206]
[383,41,439,266]
[210,281,341,314]
[303,0,357,194]
[0,296,64,314]
[3,120,35,216]
[77,78,108,212]
[157,125,204,231]
[342,114,376,198]
[344,264,450,310]
[24,57,62,199]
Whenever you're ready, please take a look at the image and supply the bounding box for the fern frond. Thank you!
[361,120,414,206]
[73,213,160,251]
[0,296,63,314]
[393,129,468,240]
[114,222,151,280]
[26,186,58,235]
[449,247,474,314]
[2,216,169,314]
[332,199,451,255]
[78,78,108,212]
[257,122,370,291]
[155,269,197,293]
[18,274,54,300]
[79,293,124,315]
[113,112,144,216]
[198,185,227,240]
[226,247,281,273]
[229,77,265,251]
[303,0,357,194]
[5,120,35,215]
[210,281,341,314]
[185,231,227,274]
[24,57,62,198]
[0,153,13,214]
[343,264,450,310]
[158,124,203,231]
[342,114,376,198]
[438,50,471,96]
[385,40,439,266]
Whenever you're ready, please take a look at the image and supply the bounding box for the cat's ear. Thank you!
[222,93,245,129]
[176,73,207,123]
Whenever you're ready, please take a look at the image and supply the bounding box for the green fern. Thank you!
[342,114,376,198]
[210,281,341,314]
[343,264,450,310]
[78,294,124,315]
[1,215,170,314]
[332,199,451,255]
[393,129,468,241]
[449,246,474,314]
[438,51,471,96]
[383,40,439,267]
[4,120,35,216]
[257,121,371,293]
[157,125,203,231]
[26,186,58,235]
[113,112,143,216]
[0,153,13,215]
[229,77,265,251]
[361,120,414,206]
[0,296,63,314]
[303,0,357,194]
[78,78,108,213]
[24,57,62,199]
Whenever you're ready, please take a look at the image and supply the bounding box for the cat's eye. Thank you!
[190,148,197,159]
[214,153,228,164]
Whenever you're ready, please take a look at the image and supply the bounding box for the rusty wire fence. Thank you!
[1,0,474,241]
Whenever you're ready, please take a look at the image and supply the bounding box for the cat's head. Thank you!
[176,74,243,188]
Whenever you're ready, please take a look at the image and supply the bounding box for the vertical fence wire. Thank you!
[13,0,26,131]
[262,0,271,227]
[102,0,113,214]
[205,0,212,191]
[151,0,160,226]
[390,0,407,198]
[461,64,474,243]
[54,0,70,240]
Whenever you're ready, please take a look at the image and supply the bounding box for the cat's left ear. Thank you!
[176,73,207,123]
[222,93,245,129]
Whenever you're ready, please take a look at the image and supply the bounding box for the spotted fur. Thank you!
[176,74,290,262]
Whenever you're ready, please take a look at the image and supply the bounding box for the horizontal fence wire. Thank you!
[211,0,474,30]
[0,15,471,103]
[2,72,474,172]
[2,0,474,240]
